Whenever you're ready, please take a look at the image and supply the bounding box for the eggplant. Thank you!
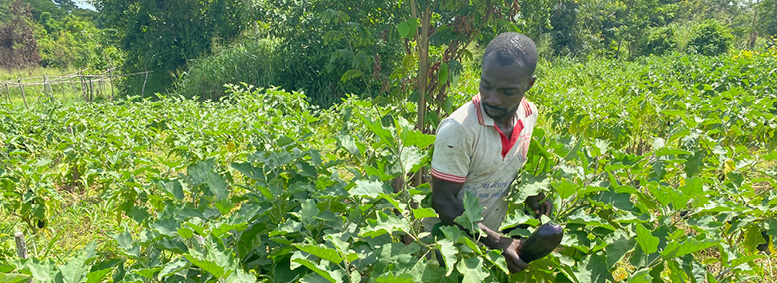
[517,223,563,262]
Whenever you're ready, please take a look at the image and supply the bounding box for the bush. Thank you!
[175,38,280,101]
[640,26,677,56]
[687,20,733,56]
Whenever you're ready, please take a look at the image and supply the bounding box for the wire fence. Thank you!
[0,68,152,109]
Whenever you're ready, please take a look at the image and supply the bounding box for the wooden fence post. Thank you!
[80,75,87,102]
[142,66,148,98]
[3,83,10,104]
[44,75,54,101]
[99,76,105,99]
[88,78,94,102]
[17,78,28,109]
[108,69,115,101]
[14,231,27,259]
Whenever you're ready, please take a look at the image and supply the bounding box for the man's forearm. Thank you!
[477,222,513,250]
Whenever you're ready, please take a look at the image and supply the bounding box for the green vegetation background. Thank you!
[1,0,777,282]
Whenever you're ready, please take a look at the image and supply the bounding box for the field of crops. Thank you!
[1,51,776,282]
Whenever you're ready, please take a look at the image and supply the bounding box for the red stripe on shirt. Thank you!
[431,168,466,183]
[472,95,484,125]
[523,99,532,116]
[494,119,524,158]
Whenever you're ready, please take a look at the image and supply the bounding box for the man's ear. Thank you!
[526,76,537,92]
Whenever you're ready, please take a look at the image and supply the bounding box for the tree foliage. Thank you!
[92,0,246,96]
[687,19,734,56]
[0,0,39,69]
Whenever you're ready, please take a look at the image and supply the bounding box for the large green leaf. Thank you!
[188,159,229,200]
[660,238,718,259]
[295,244,344,264]
[183,255,227,279]
[0,273,31,283]
[85,268,114,283]
[349,180,392,199]
[627,268,652,282]
[361,211,411,237]
[553,178,578,200]
[157,258,188,281]
[290,251,337,283]
[456,257,488,283]
[58,242,97,283]
[454,192,483,234]
[605,236,636,270]
[743,225,767,253]
[514,174,550,203]
[437,239,458,276]
[156,179,185,200]
[635,224,659,254]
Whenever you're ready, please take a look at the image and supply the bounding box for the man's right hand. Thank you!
[500,238,529,273]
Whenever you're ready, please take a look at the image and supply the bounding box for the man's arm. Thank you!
[431,176,528,273]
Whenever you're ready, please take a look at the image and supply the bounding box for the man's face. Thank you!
[479,53,536,121]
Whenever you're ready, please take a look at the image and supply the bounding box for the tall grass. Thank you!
[174,38,281,101]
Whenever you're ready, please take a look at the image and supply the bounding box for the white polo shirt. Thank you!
[428,94,538,231]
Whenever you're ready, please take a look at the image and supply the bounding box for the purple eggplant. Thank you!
[517,223,563,262]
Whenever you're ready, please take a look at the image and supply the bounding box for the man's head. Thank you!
[479,32,538,122]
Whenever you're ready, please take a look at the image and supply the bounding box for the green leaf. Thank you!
[231,162,265,181]
[627,268,652,282]
[553,178,578,199]
[157,179,184,200]
[189,159,229,200]
[605,236,636,270]
[412,207,437,219]
[438,63,449,85]
[661,238,717,259]
[0,273,31,283]
[340,69,362,83]
[652,138,665,150]
[349,180,392,199]
[361,211,410,237]
[398,21,410,38]
[437,238,458,276]
[514,174,550,203]
[744,225,767,253]
[184,255,226,279]
[296,244,344,264]
[684,150,704,178]
[400,146,424,174]
[635,224,659,254]
[454,192,483,234]
[456,257,488,283]
[484,250,510,275]
[300,199,320,224]
[157,258,188,280]
[58,242,97,283]
[151,217,180,237]
[290,251,336,283]
[402,129,435,149]
[575,253,613,283]
[679,177,704,199]
[763,150,777,161]
[86,268,114,283]
[729,254,766,268]
[127,206,150,223]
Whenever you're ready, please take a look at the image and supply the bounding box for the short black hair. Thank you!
[483,32,538,75]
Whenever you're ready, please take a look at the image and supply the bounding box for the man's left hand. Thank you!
[524,192,552,217]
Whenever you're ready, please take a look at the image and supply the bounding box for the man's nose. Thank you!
[484,92,500,106]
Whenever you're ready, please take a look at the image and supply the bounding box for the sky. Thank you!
[74,0,95,11]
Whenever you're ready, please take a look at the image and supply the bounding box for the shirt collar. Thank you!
[471,94,527,127]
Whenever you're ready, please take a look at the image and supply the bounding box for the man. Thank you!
[428,32,551,273]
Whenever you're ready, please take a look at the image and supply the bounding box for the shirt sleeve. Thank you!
[431,119,472,184]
